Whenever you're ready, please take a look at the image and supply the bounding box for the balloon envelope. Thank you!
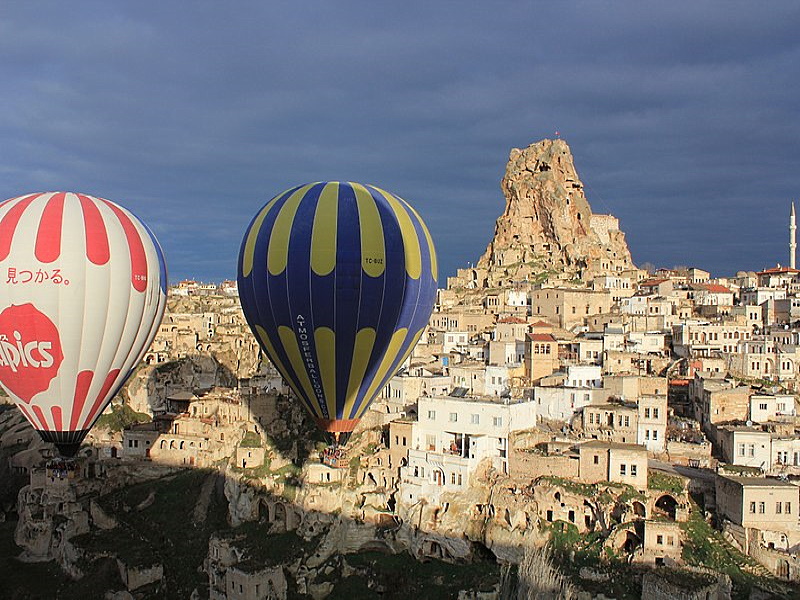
[238,182,437,441]
[0,192,167,456]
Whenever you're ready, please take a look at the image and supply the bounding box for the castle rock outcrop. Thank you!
[464,139,634,287]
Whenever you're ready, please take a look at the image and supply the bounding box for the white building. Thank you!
[739,287,787,306]
[636,394,668,453]
[565,364,602,388]
[485,364,517,397]
[749,394,796,423]
[718,426,772,471]
[506,289,529,309]
[533,385,597,422]
[443,331,469,353]
[400,395,537,503]
[379,372,451,411]
[771,436,800,474]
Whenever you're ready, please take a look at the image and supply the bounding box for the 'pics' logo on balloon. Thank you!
[0,304,63,402]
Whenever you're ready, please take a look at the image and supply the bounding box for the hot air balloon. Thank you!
[0,192,167,457]
[238,182,437,445]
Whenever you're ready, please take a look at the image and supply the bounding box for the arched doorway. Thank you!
[258,499,271,523]
[654,494,678,520]
[433,468,445,486]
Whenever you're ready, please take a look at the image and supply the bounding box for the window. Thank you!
[787,502,792,514]
[656,535,663,545]
[759,502,765,514]
[620,464,627,475]
[449,412,458,422]
[750,502,756,513]
[653,408,659,419]
[645,430,650,440]
[493,416,503,427]
[471,414,480,425]
[759,403,768,411]
[631,464,638,476]
[777,502,782,514]
[427,410,436,420]
[451,473,456,484]
[624,416,630,427]
[589,413,594,424]
[748,444,755,457]
[653,430,658,440]
[738,443,745,457]
[667,536,674,545]
[593,455,599,465]
[644,408,650,418]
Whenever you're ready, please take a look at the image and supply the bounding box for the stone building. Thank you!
[206,535,287,600]
[582,401,640,446]
[577,441,648,490]
[639,520,683,566]
[689,375,752,431]
[525,333,559,382]
[530,288,614,330]
[716,475,798,533]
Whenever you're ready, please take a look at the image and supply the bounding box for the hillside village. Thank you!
[2,139,800,599]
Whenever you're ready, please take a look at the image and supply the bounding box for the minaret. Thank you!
[791,202,797,269]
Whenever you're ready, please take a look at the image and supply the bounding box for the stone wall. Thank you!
[509,449,578,480]
[665,440,713,468]
[748,540,800,581]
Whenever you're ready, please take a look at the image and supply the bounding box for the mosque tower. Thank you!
[791,201,797,269]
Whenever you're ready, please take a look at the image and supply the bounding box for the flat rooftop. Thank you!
[719,475,798,488]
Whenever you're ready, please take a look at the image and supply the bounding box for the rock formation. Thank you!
[468,138,635,287]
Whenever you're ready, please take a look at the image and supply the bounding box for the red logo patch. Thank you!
[0,303,63,403]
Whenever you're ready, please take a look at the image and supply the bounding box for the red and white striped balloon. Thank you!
[0,192,167,456]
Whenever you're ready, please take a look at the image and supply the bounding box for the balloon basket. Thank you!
[45,456,79,482]
[320,444,350,469]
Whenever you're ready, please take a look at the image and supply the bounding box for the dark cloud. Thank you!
[0,2,798,281]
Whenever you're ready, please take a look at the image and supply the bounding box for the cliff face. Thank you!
[476,138,634,284]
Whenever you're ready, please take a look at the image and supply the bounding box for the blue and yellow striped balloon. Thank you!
[237,182,437,442]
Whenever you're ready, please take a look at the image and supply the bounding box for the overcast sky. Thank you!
[1,2,798,282]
